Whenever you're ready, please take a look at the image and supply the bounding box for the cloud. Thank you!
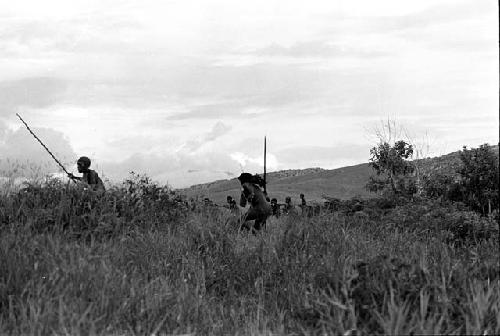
[0,120,7,140]
[205,121,231,141]
[182,121,232,152]
[276,144,370,169]
[161,62,365,121]
[166,100,246,121]
[0,123,76,177]
[0,8,146,59]
[0,0,496,189]
[100,149,242,188]
[252,41,387,59]
[0,77,67,117]
[230,151,278,172]
[370,1,493,33]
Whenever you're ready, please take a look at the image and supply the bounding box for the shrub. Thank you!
[457,144,499,214]
[421,144,499,215]
[384,199,499,245]
[366,140,416,197]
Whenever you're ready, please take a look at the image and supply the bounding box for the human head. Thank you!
[285,196,291,203]
[300,193,304,198]
[77,156,91,173]
[237,173,254,184]
[271,198,277,204]
[227,196,233,202]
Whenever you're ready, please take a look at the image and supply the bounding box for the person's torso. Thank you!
[82,170,105,191]
[241,183,271,212]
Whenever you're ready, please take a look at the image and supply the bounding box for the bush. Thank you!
[367,140,416,197]
[0,173,188,238]
[421,144,499,215]
[384,199,499,245]
[458,144,499,214]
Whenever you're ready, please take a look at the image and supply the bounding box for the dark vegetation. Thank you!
[0,144,498,335]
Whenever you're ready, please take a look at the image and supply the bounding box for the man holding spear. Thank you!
[16,113,105,192]
[68,156,106,192]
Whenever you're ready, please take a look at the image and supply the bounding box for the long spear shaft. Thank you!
[16,113,73,179]
[263,136,267,195]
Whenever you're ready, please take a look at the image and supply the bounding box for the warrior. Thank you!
[238,172,272,232]
[67,156,105,192]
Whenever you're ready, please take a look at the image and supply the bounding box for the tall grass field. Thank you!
[0,174,498,335]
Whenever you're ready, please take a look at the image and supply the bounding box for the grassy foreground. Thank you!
[0,178,499,335]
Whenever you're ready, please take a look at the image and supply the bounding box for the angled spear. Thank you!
[16,113,76,182]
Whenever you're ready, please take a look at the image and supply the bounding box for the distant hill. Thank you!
[178,164,374,206]
[177,144,499,206]
[416,144,498,179]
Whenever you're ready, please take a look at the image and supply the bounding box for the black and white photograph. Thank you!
[0,0,498,334]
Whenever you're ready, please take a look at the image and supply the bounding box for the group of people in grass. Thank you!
[69,156,311,233]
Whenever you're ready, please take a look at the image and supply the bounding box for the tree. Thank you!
[457,144,499,214]
[366,140,416,196]
[366,118,436,195]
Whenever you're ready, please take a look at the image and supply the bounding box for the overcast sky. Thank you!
[0,0,498,188]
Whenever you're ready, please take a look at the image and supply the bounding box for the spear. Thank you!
[16,113,76,182]
[263,136,267,195]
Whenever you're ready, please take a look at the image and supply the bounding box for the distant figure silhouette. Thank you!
[227,195,238,212]
[299,193,311,216]
[300,193,307,206]
[238,173,272,232]
[270,198,280,218]
[68,156,105,192]
[283,196,294,214]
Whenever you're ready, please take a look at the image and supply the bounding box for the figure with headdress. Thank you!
[237,172,272,232]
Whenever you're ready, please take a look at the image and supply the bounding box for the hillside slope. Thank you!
[179,163,374,205]
[178,144,499,206]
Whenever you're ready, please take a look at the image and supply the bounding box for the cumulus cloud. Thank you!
[230,152,279,172]
[0,123,76,178]
[100,149,242,188]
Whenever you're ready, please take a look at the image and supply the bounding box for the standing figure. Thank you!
[299,193,310,216]
[283,196,294,214]
[300,193,307,207]
[238,173,272,232]
[270,198,280,218]
[68,156,105,192]
[227,195,238,212]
